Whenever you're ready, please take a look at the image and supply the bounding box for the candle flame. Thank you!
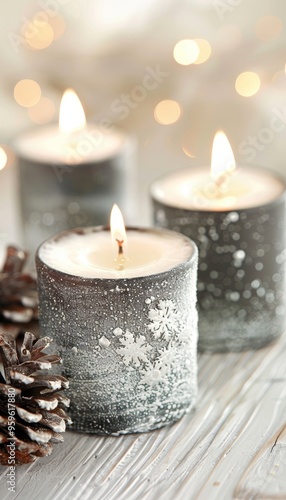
[0,147,7,171]
[110,204,127,269]
[59,88,86,134]
[211,130,236,184]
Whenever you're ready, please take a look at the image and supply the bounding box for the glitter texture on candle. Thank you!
[36,227,198,434]
[151,168,286,352]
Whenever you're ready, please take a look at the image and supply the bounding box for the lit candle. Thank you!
[36,207,198,434]
[14,89,136,253]
[151,131,286,352]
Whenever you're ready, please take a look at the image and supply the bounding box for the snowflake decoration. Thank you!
[139,360,165,386]
[148,299,179,341]
[116,330,151,367]
[139,346,178,386]
[175,309,198,345]
[157,345,177,372]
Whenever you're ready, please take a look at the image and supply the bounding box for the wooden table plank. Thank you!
[1,334,286,500]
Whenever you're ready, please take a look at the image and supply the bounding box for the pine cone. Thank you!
[0,246,38,338]
[0,332,71,465]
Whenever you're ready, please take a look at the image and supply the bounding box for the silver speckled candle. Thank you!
[151,165,286,353]
[36,227,198,434]
[14,123,136,253]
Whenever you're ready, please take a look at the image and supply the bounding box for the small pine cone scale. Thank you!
[0,246,38,336]
[0,332,71,465]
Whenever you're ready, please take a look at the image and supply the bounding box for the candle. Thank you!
[14,89,136,253]
[151,131,286,352]
[36,207,198,434]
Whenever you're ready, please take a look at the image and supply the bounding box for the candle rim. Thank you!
[35,226,198,282]
[150,164,286,214]
[11,123,136,165]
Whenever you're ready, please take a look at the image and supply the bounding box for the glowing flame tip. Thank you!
[211,130,236,181]
[110,204,127,252]
[0,147,7,171]
[59,88,86,134]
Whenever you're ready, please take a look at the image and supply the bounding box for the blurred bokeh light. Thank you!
[154,100,181,125]
[173,39,200,65]
[235,72,261,97]
[14,79,42,108]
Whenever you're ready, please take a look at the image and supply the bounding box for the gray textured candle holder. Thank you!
[151,171,286,353]
[14,127,136,253]
[36,227,198,434]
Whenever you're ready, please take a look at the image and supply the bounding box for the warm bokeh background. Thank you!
[1,0,286,244]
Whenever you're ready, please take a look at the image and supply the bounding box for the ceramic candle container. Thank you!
[14,90,136,253]
[36,226,198,434]
[151,132,286,352]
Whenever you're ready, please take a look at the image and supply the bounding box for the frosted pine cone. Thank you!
[0,332,71,465]
[0,246,38,335]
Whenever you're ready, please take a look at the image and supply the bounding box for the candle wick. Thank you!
[66,132,79,152]
[213,174,226,193]
[212,166,235,197]
[116,239,124,255]
[116,239,125,270]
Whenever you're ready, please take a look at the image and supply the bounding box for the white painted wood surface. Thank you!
[2,332,286,500]
[1,161,286,498]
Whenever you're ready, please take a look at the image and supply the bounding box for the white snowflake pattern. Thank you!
[139,361,165,386]
[139,346,177,386]
[176,308,198,344]
[116,330,151,367]
[148,300,179,341]
[157,345,177,372]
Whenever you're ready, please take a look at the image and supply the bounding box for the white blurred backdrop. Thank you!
[0,0,286,244]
